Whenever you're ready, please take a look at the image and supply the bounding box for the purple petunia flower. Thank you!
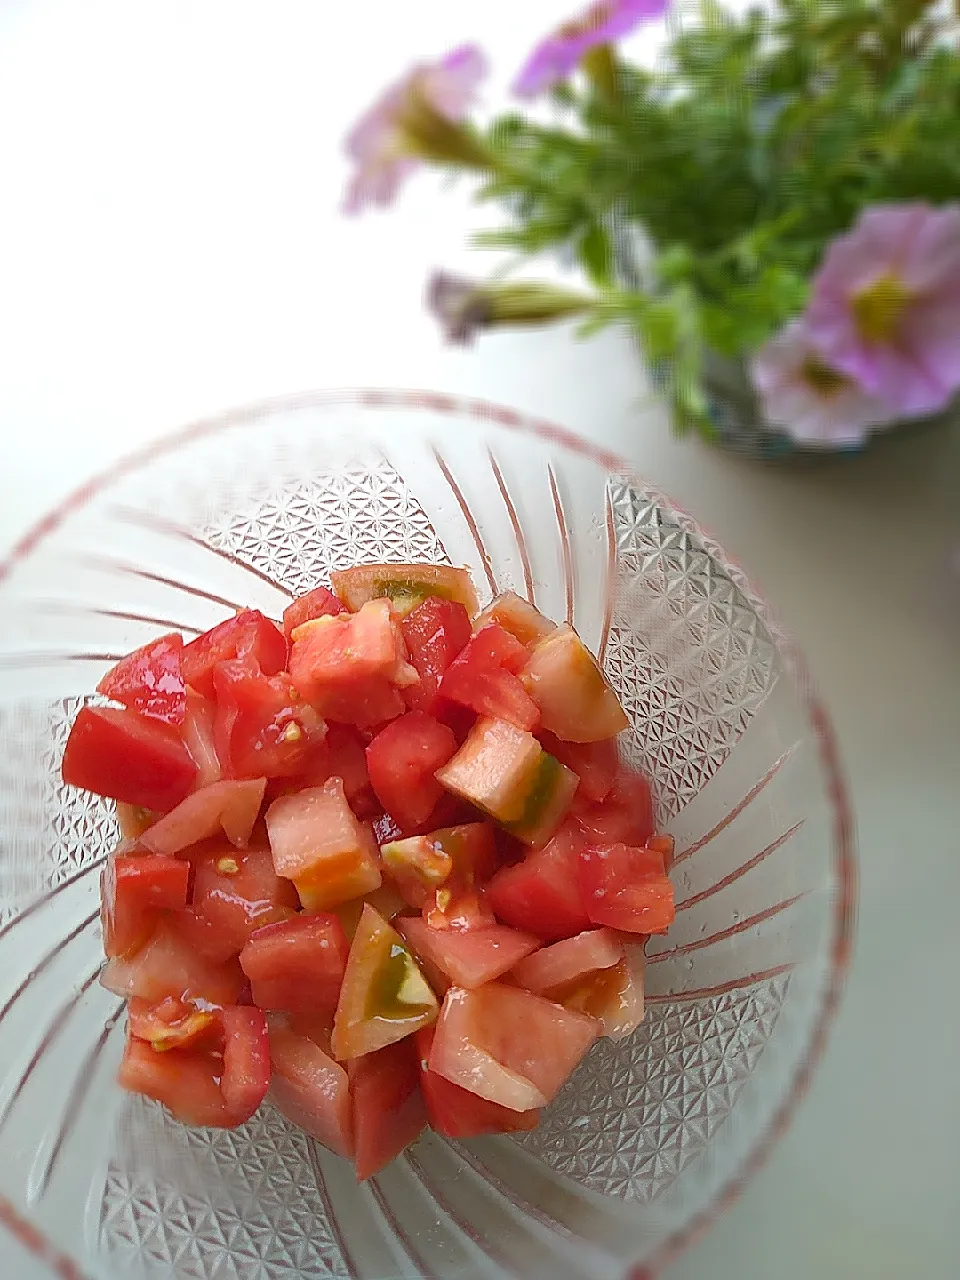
[514,0,669,98]
[343,45,488,214]
[805,202,960,418]
[426,270,594,344]
[751,319,897,448]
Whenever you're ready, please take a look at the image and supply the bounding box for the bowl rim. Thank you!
[0,387,857,1280]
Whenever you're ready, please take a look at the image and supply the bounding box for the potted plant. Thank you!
[342,0,960,459]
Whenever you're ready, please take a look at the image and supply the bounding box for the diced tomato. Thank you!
[487,825,590,941]
[331,905,438,1061]
[239,914,349,1014]
[436,718,578,848]
[429,984,597,1111]
[268,1024,353,1158]
[138,778,266,856]
[282,586,344,641]
[286,1010,335,1053]
[557,955,645,1039]
[101,853,191,958]
[221,1005,271,1122]
[509,928,623,994]
[62,705,197,812]
[128,996,221,1051]
[213,659,325,780]
[538,732,619,803]
[118,1034,231,1127]
[276,725,380,819]
[97,633,186,725]
[115,802,157,839]
[266,779,382,910]
[646,832,676,870]
[421,884,497,934]
[521,625,628,743]
[365,712,457,830]
[439,625,539,731]
[180,688,222,787]
[169,907,243,964]
[397,916,538,989]
[578,843,675,934]
[350,1038,426,1180]
[415,1028,540,1139]
[288,599,415,728]
[192,845,299,956]
[400,597,472,715]
[332,883,408,942]
[101,921,245,1006]
[473,592,555,648]
[181,610,287,700]
[331,563,478,617]
[380,835,452,908]
[574,767,655,846]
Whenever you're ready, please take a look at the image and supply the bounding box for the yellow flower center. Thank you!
[799,356,848,399]
[851,273,911,345]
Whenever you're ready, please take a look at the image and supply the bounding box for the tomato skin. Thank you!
[282,586,344,641]
[538,732,618,803]
[221,1005,271,1122]
[118,1034,232,1126]
[400,597,472,715]
[101,854,191,958]
[192,846,300,957]
[139,778,266,856]
[366,712,457,830]
[415,1028,540,1139]
[213,660,323,780]
[574,768,655,847]
[331,564,478,618]
[350,1038,426,1180]
[62,705,197,812]
[439,625,540,732]
[181,610,287,700]
[268,1024,353,1158]
[578,843,675,935]
[487,826,591,942]
[97,633,186,725]
[239,914,349,1014]
[397,916,538,989]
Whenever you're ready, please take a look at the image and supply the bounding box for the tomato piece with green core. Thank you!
[62,705,197,812]
[97,633,186,725]
[331,563,478,617]
[521,625,628,743]
[332,882,408,942]
[268,1024,353,1158]
[487,824,591,941]
[101,920,245,1006]
[365,711,457,829]
[118,1034,232,1126]
[266,778,382,910]
[439,625,540,731]
[213,660,324,779]
[239,913,349,1014]
[436,717,578,847]
[191,845,299,957]
[181,610,287,701]
[101,854,191,958]
[331,904,438,1061]
[579,843,675,934]
[429,984,597,1111]
[397,916,538,989]
[509,928,623,994]
[350,1038,427,1180]
[220,1005,271,1122]
[382,820,498,908]
[282,586,344,640]
[139,778,266,856]
[415,1027,540,1139]
[473,591,555,647]
[400,596,472,714]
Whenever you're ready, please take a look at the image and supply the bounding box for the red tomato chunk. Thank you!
[350,1038,427,1181]
[181,609,287,700]
[62,705,196,812]
[240,914,349,1014]
[282,586,345,640]
[366,711,457,830]
[97,633,186,725]
[439,624,540,731]
[579,843,675,935]
[401,596,472,715]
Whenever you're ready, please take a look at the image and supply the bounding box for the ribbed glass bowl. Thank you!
[0,389,855,1280]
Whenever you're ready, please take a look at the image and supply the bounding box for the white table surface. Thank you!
[0,3,958,1278]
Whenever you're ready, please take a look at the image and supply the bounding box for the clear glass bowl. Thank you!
[0,389,856,1280]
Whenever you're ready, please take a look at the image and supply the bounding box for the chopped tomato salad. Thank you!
[64,564,675,1179]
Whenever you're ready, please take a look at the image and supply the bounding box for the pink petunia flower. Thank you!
[513,0,669,97]
[343,45,488,214]
[805,202,960,418]
[751,319,897,448]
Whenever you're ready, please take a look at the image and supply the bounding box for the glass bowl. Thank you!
[0,389,856,1280]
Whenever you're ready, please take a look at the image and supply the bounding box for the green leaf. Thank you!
[577,223,613,286]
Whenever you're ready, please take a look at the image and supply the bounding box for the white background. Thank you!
[0,2,958,1277]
